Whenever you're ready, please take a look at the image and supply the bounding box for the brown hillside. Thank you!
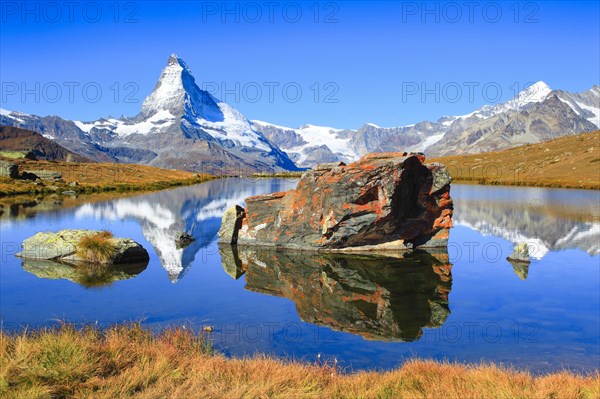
[0,125,91,162]
[430,131,600,189]
[0,158,213,196]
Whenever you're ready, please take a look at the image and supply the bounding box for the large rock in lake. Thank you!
[218,153,453,250]
[17,229,149,265]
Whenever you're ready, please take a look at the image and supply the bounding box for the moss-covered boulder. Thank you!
[16,229,149,265]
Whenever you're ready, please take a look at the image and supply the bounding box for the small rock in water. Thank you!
[507,242,530,263]
[175,232,195,249]
[16,229,150,266]
[203,326,214,333]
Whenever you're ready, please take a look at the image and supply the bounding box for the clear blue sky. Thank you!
[1,1,598,129]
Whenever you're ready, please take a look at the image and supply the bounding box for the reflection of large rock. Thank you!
[22,259,147,288]
[507,242,531,263]
[221,153,453,250]
[221,246,452,341]
[219,245,244,279]
[17,229,149,265]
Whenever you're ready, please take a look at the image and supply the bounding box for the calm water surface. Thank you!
[1,179,598,373]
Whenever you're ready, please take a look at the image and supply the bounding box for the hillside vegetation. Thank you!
[0,158,213,196]
[431,131,600,189]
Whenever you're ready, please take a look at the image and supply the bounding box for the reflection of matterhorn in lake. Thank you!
[75,178,297,282]
[452,185,600,259]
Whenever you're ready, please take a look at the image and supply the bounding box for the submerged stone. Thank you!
[175,232,195,249]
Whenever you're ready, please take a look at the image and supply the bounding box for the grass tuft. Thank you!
[77,231,117,264]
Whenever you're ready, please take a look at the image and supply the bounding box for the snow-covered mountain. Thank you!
[252,120,448,168]
[1,55,298,174]
[428,93,598,156]
[1,58,598,171]
[438,81,554,126]
[253,81,599,167]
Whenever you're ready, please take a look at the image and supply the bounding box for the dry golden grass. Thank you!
[0,159,214,196]
[430,131,600,189]
[76,231,117,264]
[1,324,597,399]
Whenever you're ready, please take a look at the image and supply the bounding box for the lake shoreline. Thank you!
[1,175,597,202]
[1,323,598,398]
[438,177,600,190]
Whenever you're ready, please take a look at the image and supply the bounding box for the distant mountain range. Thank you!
[1,55,598,171]
[254,82,599,167]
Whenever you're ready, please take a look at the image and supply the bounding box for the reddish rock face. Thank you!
[219,153,453,250]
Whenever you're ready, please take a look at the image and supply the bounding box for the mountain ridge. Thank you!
[1,55,598,171]
[253,81,599,167]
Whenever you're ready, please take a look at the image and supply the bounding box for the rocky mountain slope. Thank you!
[427,94,597,156]
[0,126,91,162]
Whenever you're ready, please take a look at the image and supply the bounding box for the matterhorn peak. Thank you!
[140,54,223,122]
[166,53,191,72]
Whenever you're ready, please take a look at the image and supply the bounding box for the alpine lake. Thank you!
[1,178,598,374]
